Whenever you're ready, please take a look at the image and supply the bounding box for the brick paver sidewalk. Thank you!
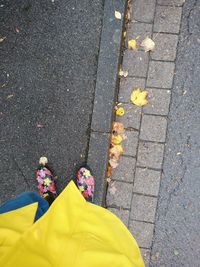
[106,0,184,266]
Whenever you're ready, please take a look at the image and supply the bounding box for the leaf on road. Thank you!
[37,123,45,128]
[107,165,112,178]
[173,249,179,256]
[116,106,125,116]
[119,68,128,78]
[110,144,124,160]
[0,37,6,43]
[140,37,155,52]
[106,177,111,183]
[112,122,125,135]
[111,134,123,145]
[7,94,14,99]
[131,88,148,106]
[128,39,137,50]
[115,11,122,20]
[39,156,48,166]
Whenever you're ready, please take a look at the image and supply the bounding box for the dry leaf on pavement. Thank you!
[0,37,6,43]
[112,122,125,135]
[128,39,137,50]
[140,37,155,52]
[7,94,14,99]
[107,165,113,177]
[106,177,111,183]
[110,144,124,160]
[109,158,119,169]
[119,68,128,78]
[131,88,148,106]
[115,11,122,20]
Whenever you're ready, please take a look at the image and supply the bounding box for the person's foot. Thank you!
[76,167,95,203]
[36,157,57,204]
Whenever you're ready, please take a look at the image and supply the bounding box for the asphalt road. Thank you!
[151,0,200,266]
[0,0,104,202]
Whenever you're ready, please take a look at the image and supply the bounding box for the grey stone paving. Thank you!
[106,0,183,265]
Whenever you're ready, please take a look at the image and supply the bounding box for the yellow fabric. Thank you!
[0,203,38,259]
[0,181,144,267]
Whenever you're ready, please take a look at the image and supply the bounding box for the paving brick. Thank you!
[154,6,182,34]
[143,88,171,115]
[108,207,130,227]
[129,220,154,248]
[111,156,136,182]
[131,194,157,223]
[116,104,141,130]
[123,130,138,157]
[137,141,165,169]
[147,61,175,88]
[132,0,156,23]
[158,0,185,6]
[123,50,149,77]
[107,181,133,209]
[118,77,146,103]
[127,22,153,44]
[133,168,161,196]
[141,249,151,267]
[151,33,179,61]
[140,115,168,142]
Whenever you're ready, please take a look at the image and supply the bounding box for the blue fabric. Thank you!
[0,192,49,221]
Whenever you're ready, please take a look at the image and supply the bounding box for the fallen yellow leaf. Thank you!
[128,39,137,50]
[115,11,122,20]
[116,107,125,116]
[111,134,123,145]
[131,88,148,106]
[140,37,155,52]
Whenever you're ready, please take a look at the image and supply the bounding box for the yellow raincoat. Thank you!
[0,181,144,267]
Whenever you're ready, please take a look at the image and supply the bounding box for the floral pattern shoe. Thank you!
[36,157,57,202]
[77,167,95,203]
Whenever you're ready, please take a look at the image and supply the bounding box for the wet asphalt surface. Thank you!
[0,0,104,202]
[151,0,200,266]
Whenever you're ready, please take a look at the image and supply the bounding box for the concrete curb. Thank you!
[87,0,127,206]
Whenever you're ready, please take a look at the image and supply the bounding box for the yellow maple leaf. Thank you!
[116,107,125,116]
[111,134,123,145]
[128,39,137,50]
[131,88,148,106]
